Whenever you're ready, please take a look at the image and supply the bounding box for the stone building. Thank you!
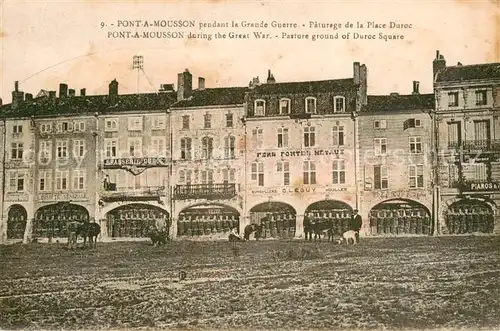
[169,69,247,239]
[244,64,367,238]
[433,50,500,235]
[359,82,435,237]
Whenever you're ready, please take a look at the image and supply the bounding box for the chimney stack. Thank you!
[266,70,276,84]
[68,89,75,97]
[412,81,420,95]
[11,81,25,106]
[109,79,119,104]
[49,91,56,99]
[25,93,33,101]
[177,69,192,101]
[14,81,19,92]
[353,62,361,85]
[0,98,3,107]
[360,64,367,106]
[80,88,86,96]
[433,49,446,82]
[59,83,68,98]
[198,77,205,90]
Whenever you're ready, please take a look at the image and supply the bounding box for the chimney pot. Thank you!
[25,93,33,101]
[198,77,206,90]
[80,88,86,96]
[68,89,75,97]
[49,91,56,99]
[59,83,68,98]
[14,81,19,92]
[177,69,193,101]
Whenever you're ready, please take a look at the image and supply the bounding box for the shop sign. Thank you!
[39,192,88,202]
[468,182,500,192]
[250,186,348,195]
[5,193,29,202]
[372,189,430,201]
[256,149,344,158]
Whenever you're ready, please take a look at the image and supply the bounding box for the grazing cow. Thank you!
[77,220,101,249]
[147,227,168,246]
[243,224,263,241]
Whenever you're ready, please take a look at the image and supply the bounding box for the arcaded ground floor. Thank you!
[1,237,499,330]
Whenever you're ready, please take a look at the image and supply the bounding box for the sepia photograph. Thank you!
[0,1,499,330]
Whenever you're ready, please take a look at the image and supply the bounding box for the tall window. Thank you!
[303,160,316,185]
[72,170,85,190]
[447,122,461,148]
[39,170,52,192]
[180,138,192,160]
[182,115,190,130]
[252,129,263,149]
[305,97,317,114]
[224,136,235,159]
[472,163,488,181]
[409,136,422,154]
[251,162,264,186]
[202,137,214,159]
[374,138,387,155]
[12,125,23,134]
[201,170,214,185]
[11,143,23,160]
[56,140,68,159]
[332,125,345,146]
[334,96,345,113]
[448,92,459,107]
[39,140,52,163]
[73,122,86,132]
[254,100,265,116]
[9,171,24,192]
[277,128,289,148]
[279,98,291,115]
[304,127,316,147]
[73,139,85,158]
[128,117,143,131]
[56,171,69,190]
[204,113,212,129]
[152,137,165,155]
[332,159,346,184]
[409,164,424,188]
[128,138,142,157]
[374,165,388,190]
[277,161,290,185]
[475,90,487,106]
[223,168,236,184]
[104,118,118,132]
[105,139,117,158]
[474,120,490,142]
[226,113,234,128]
[179,170,193,184]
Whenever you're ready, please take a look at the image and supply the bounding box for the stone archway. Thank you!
[369,199,431,235]
[7,205,28,239]
[105,204,170,238]
[34,202,89,239]
[305,200,354,234]
[445,199,494,234]
[177,203,240,237]
[249,201,297,238]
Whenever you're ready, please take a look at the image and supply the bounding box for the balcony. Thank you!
[174,184,237,200]
[101,184,166,202]
[448,140,500,153]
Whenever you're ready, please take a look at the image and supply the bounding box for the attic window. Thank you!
[279,98,291,115]
[255,100,266,116]
[333,96,345,113]
[374,120,387,129]
[305,97,317,114]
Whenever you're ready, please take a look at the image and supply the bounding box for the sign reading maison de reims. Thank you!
[256,149,344,158]
[103,157,168,169]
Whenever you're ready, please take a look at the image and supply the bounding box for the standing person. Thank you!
[350,209,362,244]
[67,220,81,250]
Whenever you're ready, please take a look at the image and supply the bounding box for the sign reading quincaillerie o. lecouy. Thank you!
[103,157,169,169]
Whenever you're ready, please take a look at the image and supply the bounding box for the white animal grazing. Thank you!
[337,230,358,245]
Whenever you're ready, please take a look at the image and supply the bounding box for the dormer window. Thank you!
[305,97,317,114]
[334,96,346,113]
[279,98,291,115]
[255,100,266,116]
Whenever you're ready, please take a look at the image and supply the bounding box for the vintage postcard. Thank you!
[0,0,498,330]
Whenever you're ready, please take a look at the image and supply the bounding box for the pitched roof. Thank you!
[0,92,177,118]
[250,78,354,95]
[362,94,435,112]
[436,63,500,83]
[171,87,248,108]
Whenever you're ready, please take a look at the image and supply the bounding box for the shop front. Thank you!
[177,204,240,237]
[105,203,170,238]
[305,200,353,235]
[444,199,494,234]
[7,204,28,239]
[249,201,296,239]
[33,202,90,239]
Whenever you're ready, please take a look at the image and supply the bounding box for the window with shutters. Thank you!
[332,125,344,146]
[152,137,165,155]
[277,161,290,185]
[303,160,316,185]
[180,138,192,160]
[226,113,234,128]
[409,164,424,188]
[474,120,490,142]
[56,140,68,159]
[254,100,265,116]
[252,129,263,149]
[56,170,69,190]
[72,170,85,190]
[447,122,461,148]
[332,159,346,184]
[224,136,236,159]
[223,168,236,184]
[304,127,316,147]
[201,169,214,185]
[333,96,345,113]
[128,138,142,157]
[279,98,291,115]
[251,162,264,186]
[374,138,387,155]
[409,136,423,154]
[182,115,190,130]
[277,128,289,148]
[305,97,317,114]
[374,165,388,190]
[105,139,117,158]
[11,143,24,160]
[39,170,52,192]
[8,171,25,192]
[202,137,214,159]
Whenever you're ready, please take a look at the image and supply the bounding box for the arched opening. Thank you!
[106,204,170,238]
[369,199,431,235]
[249,202,296,238]
[445,199,494,234]
[7,205,27,239]
[177,204,240,237]
[34,202,89,238]
[305,200,353,234]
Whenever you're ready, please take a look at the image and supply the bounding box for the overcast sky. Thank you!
[1,0,497,103]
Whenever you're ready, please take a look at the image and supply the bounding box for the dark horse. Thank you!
[304,218,335,242]
[243,224,263,241]
[146,227,168,246]
[77,221,101,249]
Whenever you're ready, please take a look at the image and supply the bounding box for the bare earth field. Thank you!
[1,236,500,331]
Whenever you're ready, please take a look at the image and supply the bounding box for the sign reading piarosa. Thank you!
[103,157,169,175]
[468,182,500,191]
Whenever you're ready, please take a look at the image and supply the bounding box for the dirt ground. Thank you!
[1,236,499,331]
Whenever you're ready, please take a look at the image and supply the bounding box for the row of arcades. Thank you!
[5,198,496,240]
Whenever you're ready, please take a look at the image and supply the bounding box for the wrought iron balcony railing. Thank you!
[448,140,500,152]
[101,185,167,202]
[174,183,237,200]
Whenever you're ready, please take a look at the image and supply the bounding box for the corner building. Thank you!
[244,64,367,238]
